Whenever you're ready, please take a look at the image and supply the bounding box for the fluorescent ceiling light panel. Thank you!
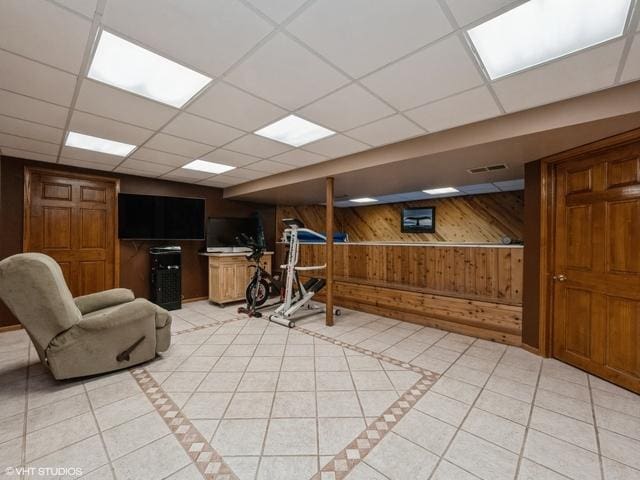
[65,131,136,156]
[182,160,236,174]
[468,0,632,79]
[423,187,459,195]
[254,115,335,147]
[350,197,378,203]
[88,31,212,107]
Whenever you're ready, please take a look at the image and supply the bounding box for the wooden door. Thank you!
[553,145,640,393]
[24,168,119,297]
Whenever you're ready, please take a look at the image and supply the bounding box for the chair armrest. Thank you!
[78,298,156,331]
[74,288,135,315]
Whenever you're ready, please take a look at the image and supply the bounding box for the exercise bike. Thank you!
[237,233,284,318]
[269,218,340,328]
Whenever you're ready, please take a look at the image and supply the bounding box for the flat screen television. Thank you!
[401,207,436,233]
[118,193,205,240]
[206,217,261,251]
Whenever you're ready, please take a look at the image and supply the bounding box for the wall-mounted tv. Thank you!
[118,193,205,240]
[402,207,436,233]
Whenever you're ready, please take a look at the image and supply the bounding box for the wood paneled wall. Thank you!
[276,191,524,243]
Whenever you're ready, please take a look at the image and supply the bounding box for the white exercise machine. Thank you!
[268,218,340,328]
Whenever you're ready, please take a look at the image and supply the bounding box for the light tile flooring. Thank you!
[0,300,638,480]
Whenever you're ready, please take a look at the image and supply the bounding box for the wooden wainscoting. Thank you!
[288,243,523,345]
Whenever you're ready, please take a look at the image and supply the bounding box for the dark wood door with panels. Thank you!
[553,144,640,393]
[23,168,119,297]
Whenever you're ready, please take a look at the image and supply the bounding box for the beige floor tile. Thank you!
[204,334,236,345]
[357,390,401,418]
[534,389,593,424]
[237,371,279,392]
[83,370,132,392]
[0,437,23,473]
[225,392,273,418]
[281,356,315,371]
[277,371,315,391]
[190,419,219,442]
[464,345,504,362]
[347,355,383,371]
[223,456,260,480]
[538,376,590,403]
[175,356,219,372]
[257,456,318,480]
[263,418,317,455]
[600,429,640,471]
[271,391,316,418]
[476,390,531,425]
[517,458,569,480]
[93,393,154,431]
[385,370,422,391]
[591,388,640,419]
[28,435,109,479]
[211,419,268,456]
[602,458,640,480]
[351,371,394,391]
[233,334,262,345]
[445,431,519,480]
[284,344,314,356]
[523,429,600,480]
[541,359,588,386]
[25,411,96,461]
[411,355,453,374]
[455,354,498,374]
[318,417,366,455]
[431,460,479,480]
[197,371,243,392]
[314,344,345,356]
[365,432,438,480]
[86,378,141,409]
[80,463,116,480]
[344,461,389,480]
[112,434,191,480]
[595,405,640,441]
[315,355,349,372]
[193,343,228,357]
[224,344,258,357]
[493,363,539,387]
[246,356,283,372]
[316,390,363,417]
[462,407,526,453]
[0,413,24,444]
[182,392,232,419]
[431,376,481,405]
[394,409,456,456]
[211,356,251,372]
[162,372,207,392]
[253,344,286,357]
[146,355,189,372]
[164,463,205,480]
[316,371,354,391]
[414,390,471,427]
[485,375,535,403]
[102,411,170,459]
[530,406,597,452]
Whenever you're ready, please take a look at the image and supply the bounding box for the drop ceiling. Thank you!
[0,0,639,191]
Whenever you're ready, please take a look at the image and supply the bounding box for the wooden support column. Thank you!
[325,177,334,326]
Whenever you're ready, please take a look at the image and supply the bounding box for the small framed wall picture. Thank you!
[401,207,436,233]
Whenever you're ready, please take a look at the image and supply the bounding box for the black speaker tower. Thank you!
[150,246,181,311]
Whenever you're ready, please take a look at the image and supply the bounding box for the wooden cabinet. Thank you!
[204,253,273,305]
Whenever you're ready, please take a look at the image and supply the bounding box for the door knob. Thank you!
[553,274,567,282]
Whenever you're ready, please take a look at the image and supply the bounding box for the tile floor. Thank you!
[0,300,638,480]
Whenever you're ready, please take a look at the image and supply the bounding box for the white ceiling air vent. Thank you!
[467,164,508,174]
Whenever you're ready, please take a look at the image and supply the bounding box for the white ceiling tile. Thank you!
[458,183,500,194]
[69,111,153,145]
[0,90,68,128]
[297,84,395,132]
[493,39,625,113]
[144,133,213,157]
[0,133,59,156]
[50,0,97,19]
[244,0,307,23]
[245,159,294,174]
[361,35,484,110]
[130,147,190,167]
[161,168,214,181]
[444,0,519,26]
[404,87,501,132]
[270,149,327,166]
[114,167,160,178]
[224,134,292,158]
[0,50,76,106]
[346,115,424,147]
[287,0,453,78]
[621,34,640,83]
[0,147,57,163]
[163,113,244,147]
[302,134,370,158]
[61,145,123,166]
[0,115,63,144]
[223,168,270,180]
[187,82,287,132]
[0,0,91,73]
[494,179,524,191]
[225,33,349,110]
[116,158,173,175]
[102,0,273,77]
[59,157,115,171]
[75,80,177,130]
[205,175,246,186]
[200,149,260,168]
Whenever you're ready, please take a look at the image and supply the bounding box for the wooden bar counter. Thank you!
[282,242,524,345]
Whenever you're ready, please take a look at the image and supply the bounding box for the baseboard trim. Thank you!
[183,296,208,304]
[0,324,22,333]
[520,342,542,357]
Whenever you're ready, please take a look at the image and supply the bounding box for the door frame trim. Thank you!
[23,166,121,287]
[535,127,640,357]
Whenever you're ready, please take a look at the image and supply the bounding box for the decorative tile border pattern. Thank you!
[140,315,442,480]
[314,375,436,480]
[130,368,240,480]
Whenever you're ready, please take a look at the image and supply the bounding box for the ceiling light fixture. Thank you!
[182,159,236,174]
[423,187,459,195]
[88,31,212,107]
[350,197,378,203]
[255,115,335,147]
[468,0,632,79]
[65,131,136,156]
